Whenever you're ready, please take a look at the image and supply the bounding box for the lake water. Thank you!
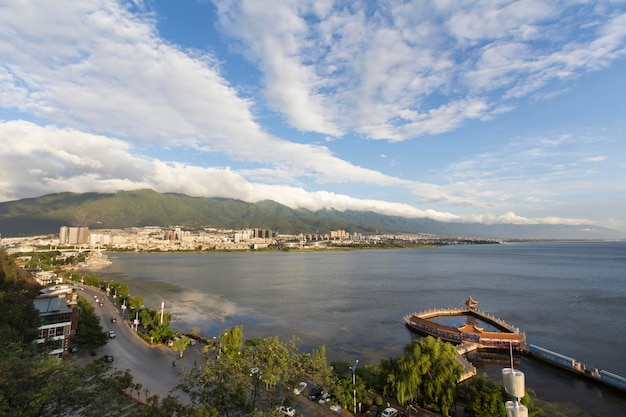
[95,241,626,416]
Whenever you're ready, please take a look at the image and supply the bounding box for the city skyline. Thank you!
[1,1,625,232]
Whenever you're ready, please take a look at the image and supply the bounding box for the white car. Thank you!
[380,407,398,417]
[293,381,307,395]
[278,405,296,416]
[109,330,116,338]
[330,404,342,414]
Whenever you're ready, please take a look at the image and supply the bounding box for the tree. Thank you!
[74,296,108,348]
[181,342,250,417]
[332,374,367,413]
[173,336,191,358]
[383,336,461,414]
[304,345,334,389]
[462,374,507,417]
[139,308,155,328]
[220,325,244,353]
[149,324,175,344]
[0,250,41,344]
[0,343,142,417]
[128,295,144,310]
[244,336,302,409]
[462,374,543,417]
[180,325,332,417]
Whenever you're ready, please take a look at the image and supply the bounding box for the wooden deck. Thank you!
[403,307,526,348]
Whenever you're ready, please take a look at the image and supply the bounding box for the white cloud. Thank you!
[0,1,624,231]
[0,120,451,220]
[3,119,599,227]
[466,211,593,226]
[213,0,626,141]
[0,0,414,190]
[583,156,607,162]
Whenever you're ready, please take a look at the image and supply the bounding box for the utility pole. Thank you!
[352,359,359,414]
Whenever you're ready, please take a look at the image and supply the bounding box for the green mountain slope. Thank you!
[0,189,623,240]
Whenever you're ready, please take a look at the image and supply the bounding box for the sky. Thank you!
[1,0,626,232]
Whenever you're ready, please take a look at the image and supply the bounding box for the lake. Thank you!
[94,241,626,416]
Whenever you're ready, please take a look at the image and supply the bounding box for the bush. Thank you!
[374,396,383,406]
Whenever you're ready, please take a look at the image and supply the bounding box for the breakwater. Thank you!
[528,344,626,393]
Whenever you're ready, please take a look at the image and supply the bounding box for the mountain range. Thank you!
[0,189,623,240]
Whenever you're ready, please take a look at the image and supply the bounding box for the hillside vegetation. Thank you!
[0,189,622,240]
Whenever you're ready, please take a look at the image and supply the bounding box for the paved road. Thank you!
[76,287,204,401]
[75,287,348,416]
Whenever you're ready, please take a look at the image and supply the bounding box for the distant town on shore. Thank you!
[1,225,502,256]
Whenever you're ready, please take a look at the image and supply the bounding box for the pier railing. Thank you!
[405,308,516,333]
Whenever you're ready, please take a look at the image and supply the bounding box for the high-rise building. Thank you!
[59,226,90,245]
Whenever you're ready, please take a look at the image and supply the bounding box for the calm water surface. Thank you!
[96,241,626,416]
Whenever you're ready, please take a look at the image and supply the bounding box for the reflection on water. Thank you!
[429,315,501,332]
[93,242,626,416]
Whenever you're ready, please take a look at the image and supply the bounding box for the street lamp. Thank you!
[352,359,359,414]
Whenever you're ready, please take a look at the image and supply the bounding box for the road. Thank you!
[75,287,349,416]
[76,287,203,401]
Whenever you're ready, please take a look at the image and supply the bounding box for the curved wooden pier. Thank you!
[404,297,526,349]
[404,297,626,392]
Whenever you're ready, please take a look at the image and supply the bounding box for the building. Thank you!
[32,269,63,286]
[59,226,90,246]
[34,286,80,358]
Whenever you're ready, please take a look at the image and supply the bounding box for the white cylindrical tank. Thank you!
[505,401,528,417]
[502,368,525,398]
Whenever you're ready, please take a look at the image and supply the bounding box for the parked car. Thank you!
[293,381,307,395]
[100,354,114,363]
[318,392,331,403]
[330,404,342,414]
[308,384,323,400]
[278,406,296,416]
[109,330,116,338]
[380,407,398,417]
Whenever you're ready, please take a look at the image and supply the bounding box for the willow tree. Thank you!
[220,325,244,353]
[383,336,461,414]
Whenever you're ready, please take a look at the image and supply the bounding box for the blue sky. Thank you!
[1,0,626,231]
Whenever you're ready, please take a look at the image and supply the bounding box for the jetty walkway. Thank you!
[404,297,525,349]
[403,297,626,393]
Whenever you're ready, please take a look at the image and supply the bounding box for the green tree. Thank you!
[332,374,367,413]
[128,295,144,310]
[74,296,108,348]
[463,373,507,417]
[244,336,302,409]
[0,250,41,344]
[304,345,334,390]
[149,324,175,344]
[0,341,141,417]
[128,394,208,417]
[182,341,250,417]
[173,336,191,358]
[220,325,244,353]
[383,336,461,414]
[139,308,156,328]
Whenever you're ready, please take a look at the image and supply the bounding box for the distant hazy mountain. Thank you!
[0,189,623,240]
